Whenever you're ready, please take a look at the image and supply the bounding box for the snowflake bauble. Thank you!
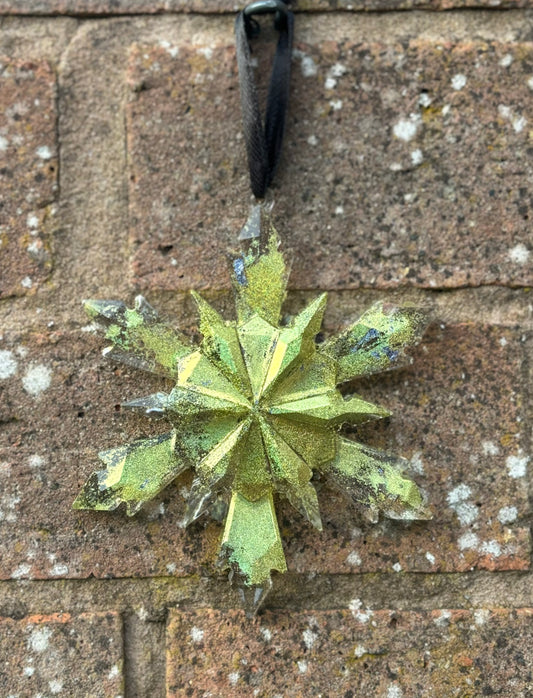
[74,207,430,613]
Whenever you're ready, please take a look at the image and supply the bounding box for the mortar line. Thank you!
[2,571,533,615]
[0,7,531,19]
[522,333,533,532]
[122,612,132,698]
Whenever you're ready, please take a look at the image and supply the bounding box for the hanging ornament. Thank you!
[74,0,431,615]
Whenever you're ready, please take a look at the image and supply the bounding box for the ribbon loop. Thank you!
[235,1,294,199]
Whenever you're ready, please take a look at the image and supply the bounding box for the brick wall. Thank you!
[1,2,532,696]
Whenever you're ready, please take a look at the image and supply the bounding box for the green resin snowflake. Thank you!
[74,208,430,609]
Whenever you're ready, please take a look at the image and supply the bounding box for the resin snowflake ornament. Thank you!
[74,208,430,611]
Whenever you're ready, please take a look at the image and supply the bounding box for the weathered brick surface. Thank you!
[128,41,532,292]
[166,607,533,697]
[1,11,532,695]
[0,58,57,298]
[0,612,123,696]
[0,321,528,579]
[127,44,244,292]
[0,0,532,14]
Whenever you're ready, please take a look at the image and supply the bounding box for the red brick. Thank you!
[0,321,528,580]
[0,612,123,696]
[0,0,531,13]
[166,607,533,697]
[0,58,57,298]
[127,41,532,292]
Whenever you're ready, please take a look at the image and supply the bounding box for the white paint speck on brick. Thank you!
[447,484,472,504]
[482,441,500,456]
[354,645,367,658]
[297,660,308,673]
[260,627,272,642]
[302,627,318,650]
[447,484,478,525]
[190,627,204,644]
[27,240,41,256]
[329,99,343,111]
[21,276,33,289]
[0,350,18,379]
[228,672,240,686]
[392,562,402,573]
[12,563,31,579]
[28,626,52,653]
[36,145,52,160]
[499,54,513,68]
[499,105,527,133]
[50,563,69,576]
[197,47,213,60]
[474,609,490,625]
[498,104,511,120]
[330,63,347,78]
[346,551,362,567]
[159,40,179,58]
[434,610,452,626]
[458,532,479,551]
[0,493,21,523]
[298,54,317,78]
[512,116,527,133]
[451,74,467,90]
[508,244,530,265]
[349,598,373,623]
[387,684,404,698]
[27,213,39,228]
[497,506,518,524]
[425,552,436,565]
[506,454,528,479]
[480,540,502,557]
[410,451,425,474]
[108,665,120,680]
[528,76,533,91]
[22,364,52,396]
[393,118,418,142]
[411,149,423,166]
[49,680,63,694]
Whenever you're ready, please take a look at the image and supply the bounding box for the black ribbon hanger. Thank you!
[235,1,294,199]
